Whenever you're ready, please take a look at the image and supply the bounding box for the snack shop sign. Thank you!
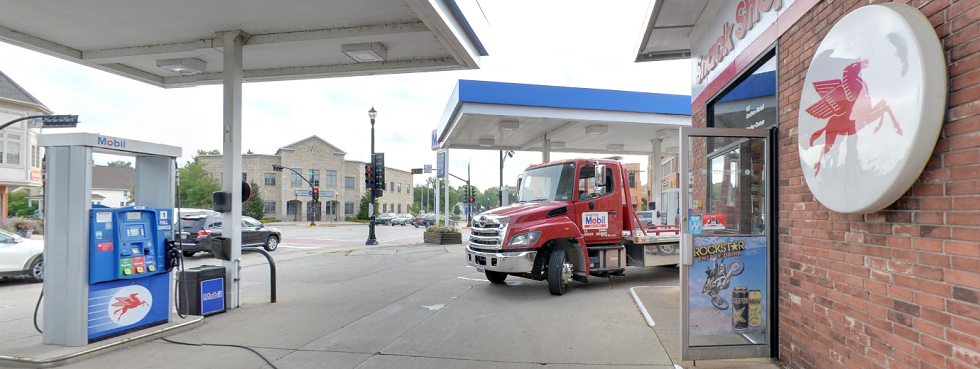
[692,0,796,97]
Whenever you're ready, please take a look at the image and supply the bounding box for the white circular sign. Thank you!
[108,285,153,326]
[797,3,946,213]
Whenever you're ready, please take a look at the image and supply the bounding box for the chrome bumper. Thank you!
[465,246,537,273]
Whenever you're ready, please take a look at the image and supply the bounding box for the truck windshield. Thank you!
[517,162,576,202]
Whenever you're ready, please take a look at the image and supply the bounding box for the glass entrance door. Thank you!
[680,127,771,360]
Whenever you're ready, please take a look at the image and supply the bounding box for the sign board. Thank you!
[424,164,432,173]
[797,3,945,214]
[295,190,311,196]
[436,150,446,178]
[323,191,334,197]
[689,214,703,235]
[431,129,440,150]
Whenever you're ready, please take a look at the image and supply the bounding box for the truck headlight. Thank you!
[508,231,541,247]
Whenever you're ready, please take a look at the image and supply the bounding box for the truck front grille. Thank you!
[469,216,507,250]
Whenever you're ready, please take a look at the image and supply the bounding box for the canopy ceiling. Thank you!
[0,0,488,88]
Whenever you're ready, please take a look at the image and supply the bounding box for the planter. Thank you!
[424,231,462,245]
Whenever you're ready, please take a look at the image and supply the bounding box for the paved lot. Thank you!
[0,223,781,369]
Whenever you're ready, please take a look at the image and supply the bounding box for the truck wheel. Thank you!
[486,271,508,284]
[548,248,572,295]
[658,243,677,254]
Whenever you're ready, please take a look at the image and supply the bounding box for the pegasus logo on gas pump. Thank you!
[112,293,149,321]
[805,59,902,175]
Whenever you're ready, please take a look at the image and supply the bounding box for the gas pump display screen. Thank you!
[127,226,144,237]
[126,212,142,220]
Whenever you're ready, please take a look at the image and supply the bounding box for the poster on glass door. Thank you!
[688,236,767,336]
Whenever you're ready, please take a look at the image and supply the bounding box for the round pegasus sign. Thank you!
[797,3,946,213]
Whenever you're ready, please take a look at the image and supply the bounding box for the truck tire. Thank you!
[548,248,572,295]
[486,270,508,284]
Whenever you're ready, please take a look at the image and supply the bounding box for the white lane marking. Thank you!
[277,245,321,249]
[422,304,445,311]
[629,286,655,327]
[457,277,487,282]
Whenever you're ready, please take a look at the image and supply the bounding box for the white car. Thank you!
[0,228,43,282]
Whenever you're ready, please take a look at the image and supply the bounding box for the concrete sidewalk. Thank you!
[0,242,784,369]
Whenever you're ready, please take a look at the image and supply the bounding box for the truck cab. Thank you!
[466,158,646,295]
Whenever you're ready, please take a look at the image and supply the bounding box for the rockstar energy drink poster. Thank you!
[688,236,766,338]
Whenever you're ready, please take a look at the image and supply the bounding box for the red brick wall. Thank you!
[773,1,980,368]
[694,1,980,368]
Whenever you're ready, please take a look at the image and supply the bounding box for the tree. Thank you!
[197,149,220,157]
[356,192,380,220]
[8,189,37,217]
[107,160,132,168]
[127,185,135,204]
[177,154,221,208]
[242,180,264,219]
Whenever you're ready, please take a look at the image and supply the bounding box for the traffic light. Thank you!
[373,153,386,190]
[411,168,423,174]
[364,164,374,188]
[312,188,319,203]
[272,165,283,171]
[469,196,475,203]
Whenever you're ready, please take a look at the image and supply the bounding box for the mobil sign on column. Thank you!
[87,206,171,341]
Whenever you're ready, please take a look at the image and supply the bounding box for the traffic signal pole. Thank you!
[272,164,318,226]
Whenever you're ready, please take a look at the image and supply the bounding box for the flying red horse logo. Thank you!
[805,59,902,175]
[112,293,149,321]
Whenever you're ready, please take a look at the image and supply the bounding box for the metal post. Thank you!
[218,30,247,310]
[293,193,297,221]
[499,150,504,207]
[467,163,472,227]
[366,108,378,245]
[309,182,316,227]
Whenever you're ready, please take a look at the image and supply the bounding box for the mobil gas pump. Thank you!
[40,133,189,346]
[87,206,171,340]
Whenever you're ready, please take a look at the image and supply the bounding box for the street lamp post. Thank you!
[366,107,379,245]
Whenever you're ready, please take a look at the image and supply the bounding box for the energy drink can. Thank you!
[732,287,748,331]
[749,290,762,327]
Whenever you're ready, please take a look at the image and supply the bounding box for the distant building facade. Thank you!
[0,70,48,218]
[92,165,135,207]
[198,136,412,221]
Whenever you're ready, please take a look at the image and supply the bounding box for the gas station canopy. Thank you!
[435,80,691,155]
[634,0,707,62]
[0,0,488,88]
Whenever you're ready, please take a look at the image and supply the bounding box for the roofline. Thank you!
[0,70,50,111]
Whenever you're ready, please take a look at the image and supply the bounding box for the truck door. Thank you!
[573,164,622,244]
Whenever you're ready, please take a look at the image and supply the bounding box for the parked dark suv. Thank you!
[176,214,281,257]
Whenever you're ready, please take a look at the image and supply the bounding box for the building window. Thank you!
[397,204,401,213]
[264,201,276,214]
[325,170,337,187]
[287,202,297,215]
[345,202,354,215]
[291,172,302,187]
[397,182,401,193]
[310,169,320,188]
[345,177,355,189]
[390,181,394,191]
[123,190,129,197]
[31,145,38,168]
[628,172,636,188]
[383,203,387,213]
[2,133,21,165]
[120,202,125,206]
[242,173,247,182]
[265,173,276,186]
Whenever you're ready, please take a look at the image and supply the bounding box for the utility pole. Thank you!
[366,107,379,245]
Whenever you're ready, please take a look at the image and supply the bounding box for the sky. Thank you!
[0,0,691,193]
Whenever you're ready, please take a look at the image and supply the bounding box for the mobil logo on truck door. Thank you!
[582,212,609,231]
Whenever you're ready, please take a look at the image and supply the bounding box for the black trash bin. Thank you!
[177,265,226,316]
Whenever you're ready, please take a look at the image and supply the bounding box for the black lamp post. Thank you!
[366,107,379,245]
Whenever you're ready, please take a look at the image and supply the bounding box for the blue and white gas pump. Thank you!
[87,206,171,340]
[40,133,185,346]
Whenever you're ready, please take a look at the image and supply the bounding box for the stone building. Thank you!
[198,136,412,221]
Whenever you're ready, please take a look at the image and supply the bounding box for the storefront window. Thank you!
[711,56,776,130]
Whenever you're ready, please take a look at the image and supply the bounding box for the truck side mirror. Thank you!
[594,164,607,195]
